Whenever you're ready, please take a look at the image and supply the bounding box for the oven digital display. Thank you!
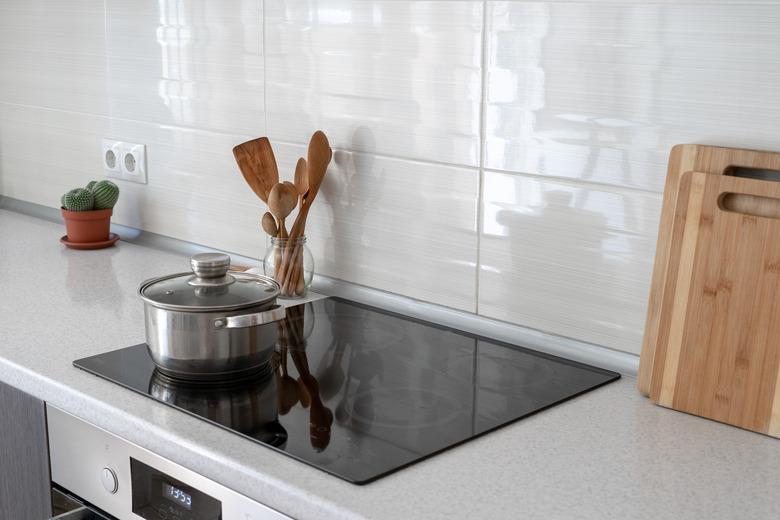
[163,482,192,510]
[131,458,222,520]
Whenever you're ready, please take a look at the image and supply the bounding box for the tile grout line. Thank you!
[0,100,663,198]
[101,0,111,119]
[483,167,665,197]
[0,90,667,199]
[475,0,490,316]
[262,0,270,253]
[262,0,268,136]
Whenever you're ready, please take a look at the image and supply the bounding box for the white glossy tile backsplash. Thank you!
[273,142,479,311]
[2,1,780,353]
[0,0,108,115]
[105,0,265,135]
[480,171,661,351]
[485,2,780,193]
[265,0,483,165]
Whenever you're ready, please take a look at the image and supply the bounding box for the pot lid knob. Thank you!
[190,252,230,279]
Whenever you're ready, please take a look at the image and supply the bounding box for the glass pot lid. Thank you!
[139,253,280,312]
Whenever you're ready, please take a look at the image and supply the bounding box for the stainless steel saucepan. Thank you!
[139,253,286,380]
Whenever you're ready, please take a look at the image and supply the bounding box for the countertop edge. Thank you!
[0,355,359,520]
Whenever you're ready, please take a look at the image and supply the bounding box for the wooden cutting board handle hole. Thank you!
[724,165,780,182]
[718,192,780,220]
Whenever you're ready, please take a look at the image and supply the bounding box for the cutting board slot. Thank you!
[725,166,780,182]
[719,192,780,220]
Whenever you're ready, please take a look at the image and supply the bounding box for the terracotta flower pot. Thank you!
[61,207,113,243]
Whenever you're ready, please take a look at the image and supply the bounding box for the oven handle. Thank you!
[49,487,115,520]
[50,506,110,520]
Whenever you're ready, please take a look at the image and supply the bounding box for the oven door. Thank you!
[50,487,116,520]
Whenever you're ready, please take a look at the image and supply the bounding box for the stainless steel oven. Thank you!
[47,405,290,520]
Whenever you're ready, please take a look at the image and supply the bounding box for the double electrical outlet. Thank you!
[102,139,147,184]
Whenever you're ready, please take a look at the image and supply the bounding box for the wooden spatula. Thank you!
[232,137,279,203]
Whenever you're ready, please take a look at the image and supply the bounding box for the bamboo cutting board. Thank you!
[638,145,780,396]
[649,171,780,436]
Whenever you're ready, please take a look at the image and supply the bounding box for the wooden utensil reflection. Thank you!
[290,348,334,452]
[276,305,334,451]
[276,349,301,415]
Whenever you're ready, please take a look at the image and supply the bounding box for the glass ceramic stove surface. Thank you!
[74,297,620,484]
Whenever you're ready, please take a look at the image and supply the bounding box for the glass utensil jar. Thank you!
[263,236,314,299]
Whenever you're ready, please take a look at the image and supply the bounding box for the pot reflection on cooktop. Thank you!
[148,367,288,448]
[74,297,619,484]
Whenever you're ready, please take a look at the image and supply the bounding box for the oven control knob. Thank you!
[100,467,118,494]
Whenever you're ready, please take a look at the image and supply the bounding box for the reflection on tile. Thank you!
[105,0,264,134]
[486,2,780,192]
[479,170,661,353]
[273,142,480,311]
[106,0,262,68]
[266,0,483,165]
[106,56,264,135]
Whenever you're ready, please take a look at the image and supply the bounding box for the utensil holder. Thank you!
[263,236,314,299]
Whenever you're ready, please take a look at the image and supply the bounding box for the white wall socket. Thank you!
[102,139,122,177]
[102,139,147,184]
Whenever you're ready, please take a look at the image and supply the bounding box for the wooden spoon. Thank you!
[294,157,308,203]
[261,212,278,237]
[281,132,331,295]
[232,137,279,203]
[283,181,298,206]
[289,131,332,238]
[267,183,297,238]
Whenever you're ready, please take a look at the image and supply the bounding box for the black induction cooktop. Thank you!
[74,297,619,484]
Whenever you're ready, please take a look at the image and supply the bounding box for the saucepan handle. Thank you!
[213,305,286,330]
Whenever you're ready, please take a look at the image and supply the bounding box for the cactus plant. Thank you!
[60,180,119,212]
[60,180,119,247]
[91,180,119,210]
[62,188,94,212]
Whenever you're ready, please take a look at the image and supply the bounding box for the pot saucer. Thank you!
[60,232,120,250]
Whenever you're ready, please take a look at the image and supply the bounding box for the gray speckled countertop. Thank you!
[1,208,780,520]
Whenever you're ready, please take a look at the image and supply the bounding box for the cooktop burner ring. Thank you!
[346,386,466,429]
